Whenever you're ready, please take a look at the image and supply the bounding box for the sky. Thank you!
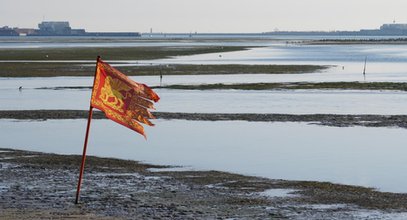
[1,0,407,33]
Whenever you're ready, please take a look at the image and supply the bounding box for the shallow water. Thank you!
[2,39,407,194]
[1,35,406,49]
[258,189,298,198]
[0,37,273,49]
[1,119,407,193]
[2,43,406,114]
[153,44,407,64]
[2,43,407,83]
[2,43,407,86]
[2,87,407,115]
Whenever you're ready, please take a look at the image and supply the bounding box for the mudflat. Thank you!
[1,148,407,219]
[1,110,407,129]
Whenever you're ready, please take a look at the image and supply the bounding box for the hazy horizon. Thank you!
[2,0,407,33]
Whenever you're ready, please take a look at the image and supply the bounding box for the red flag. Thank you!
[90,59,160,138]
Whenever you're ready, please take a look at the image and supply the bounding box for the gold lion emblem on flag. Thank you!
[100,76,132,113]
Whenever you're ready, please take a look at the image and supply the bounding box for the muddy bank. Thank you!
[1,148,407,219]
[160,81,407,91]
[1,110,407,129]
[0,63,326,77]
[0,46,248,61]
[36,82,407,91]
[306,38,407,45]
[38,81,407,91]
[0,45,326,77]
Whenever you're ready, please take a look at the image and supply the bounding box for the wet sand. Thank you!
[1,148,407,219]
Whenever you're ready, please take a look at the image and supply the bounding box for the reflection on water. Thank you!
[1,119,407,193]
[153,44,407,64]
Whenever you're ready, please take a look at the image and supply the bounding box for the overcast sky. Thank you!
[1,0,407,33]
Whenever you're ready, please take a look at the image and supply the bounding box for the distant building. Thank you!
[358,23,407,35]
[0,26,19,36]
[379,23,407,34]
[14,28,36,36]
[37,21,71,35]
[380,23,407,31]
[70,29,86,35]
[27,21,140,37]
[30,21,87,36]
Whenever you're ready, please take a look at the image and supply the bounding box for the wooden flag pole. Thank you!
[75,105,93,204]
[75,56,100,204]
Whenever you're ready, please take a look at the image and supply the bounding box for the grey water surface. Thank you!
[1,119,406,193]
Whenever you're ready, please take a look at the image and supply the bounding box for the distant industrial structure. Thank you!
[2,22,407,37]
[265,23,407,36]
[33,21,85,36]
[359,23,407,35]
[0,21,141,37]
[0,26,19,36]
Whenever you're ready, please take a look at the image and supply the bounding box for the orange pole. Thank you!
[75,105,93,204]
[75,56,100,204]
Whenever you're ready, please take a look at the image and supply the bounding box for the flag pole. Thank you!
[75,56,100,204]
